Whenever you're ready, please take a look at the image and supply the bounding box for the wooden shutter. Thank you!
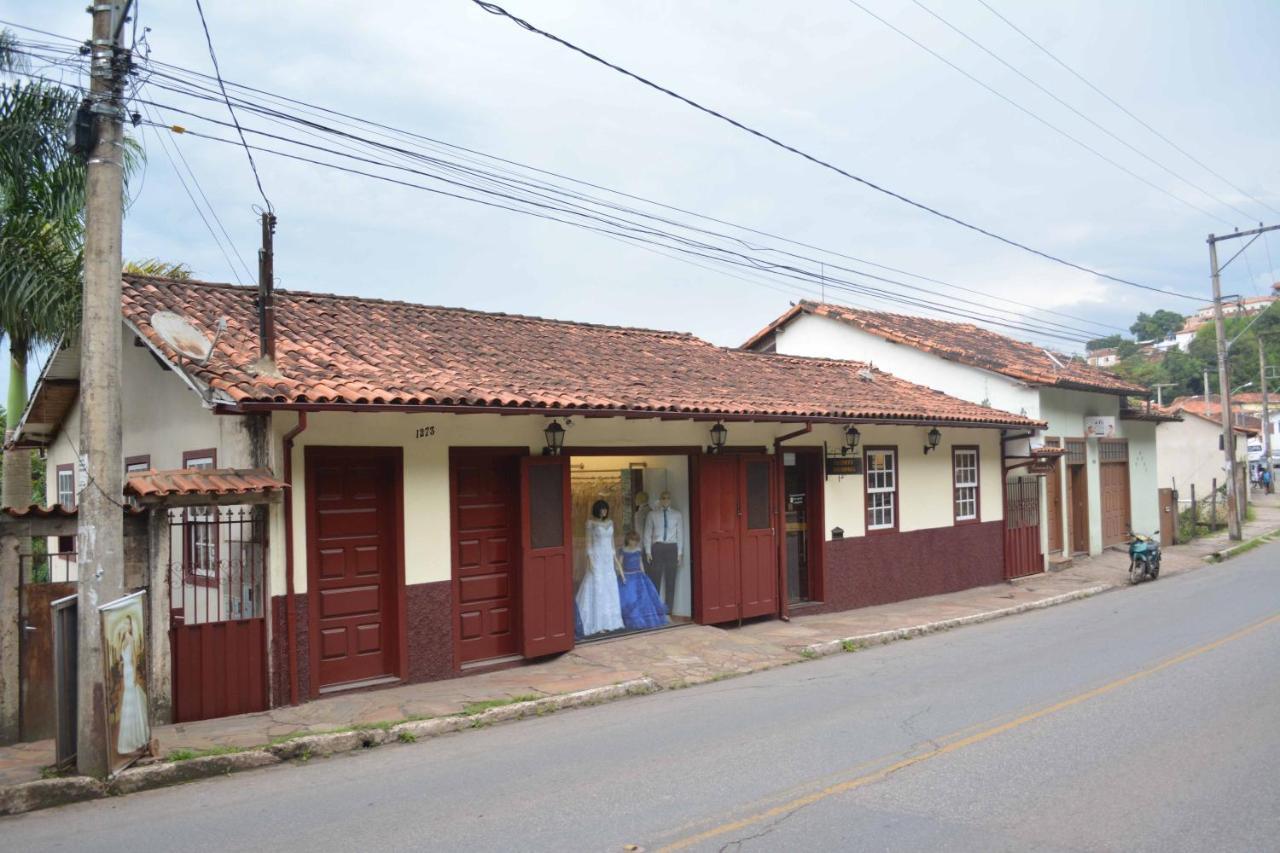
[519,456,574,658]
[695,455,741,624]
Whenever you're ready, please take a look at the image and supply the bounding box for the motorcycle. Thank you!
[1128,531,1162,584]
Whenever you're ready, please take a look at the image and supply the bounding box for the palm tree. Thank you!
[0,74,85,507]
[124,258,194,280]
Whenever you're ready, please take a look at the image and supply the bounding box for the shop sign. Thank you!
[1083,416,1116,437]
[825,455,862,476]
[99,590,151,776]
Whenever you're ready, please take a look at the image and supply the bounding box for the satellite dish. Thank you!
[151,311,213,362]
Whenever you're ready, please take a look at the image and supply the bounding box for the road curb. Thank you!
[799,585,1113,658]
[1203,528,1280,563]
[0,678,658,818]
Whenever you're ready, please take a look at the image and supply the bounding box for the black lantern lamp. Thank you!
[708,421,728,454]
[543,420,566,456]
[923,427,942,455]
[842,425,861,455]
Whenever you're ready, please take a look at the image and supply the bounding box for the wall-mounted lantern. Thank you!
[843,425,861,455]
[708,421,728,454]
[923,427,942,455]
[543,420,565,456]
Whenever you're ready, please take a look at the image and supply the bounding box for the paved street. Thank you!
[6,541,1279,852]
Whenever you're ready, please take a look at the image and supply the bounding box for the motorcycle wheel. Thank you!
[1130,558,1145,585]
[1150,559,1160,580]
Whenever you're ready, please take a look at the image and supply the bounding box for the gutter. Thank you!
[281,412,307,705]
[772,423,813,622]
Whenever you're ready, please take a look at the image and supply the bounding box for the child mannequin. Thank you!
[617,530,667,630]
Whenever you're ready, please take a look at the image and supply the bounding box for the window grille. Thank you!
[1099,438,1128,462]
[1064,438,1086,465]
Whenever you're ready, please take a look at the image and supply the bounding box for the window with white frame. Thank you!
[953,448,979,522]
[865,448,896,531]
[183,450,218,584]
[56,464,75,508]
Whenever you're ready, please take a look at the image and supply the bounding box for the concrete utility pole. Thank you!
[1207,237,1240,541]
[1152,383,1176,407]
[77,0,133,777]
[1262,334,1274,490]
[1207,223,1280,542]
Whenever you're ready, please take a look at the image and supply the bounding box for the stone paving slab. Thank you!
[2,495,1276,795]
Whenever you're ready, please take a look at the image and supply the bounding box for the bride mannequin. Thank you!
[576,500,625,636]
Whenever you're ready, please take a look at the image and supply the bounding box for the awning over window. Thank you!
[125,467,289,504]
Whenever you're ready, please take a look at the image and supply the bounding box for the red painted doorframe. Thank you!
[776,445,826,619]
[304,446,407,697]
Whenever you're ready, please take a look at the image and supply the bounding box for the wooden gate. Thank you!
[170,507,268,723]
[1099,439,1131,547]
[1004,477,1042,579]
[18,549,76,741]
[1158,487,1176,547]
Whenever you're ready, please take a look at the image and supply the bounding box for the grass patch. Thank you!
[798,648,818,660]
[397,731,417,743]
[166,744,246,762]
[841,639,863,653]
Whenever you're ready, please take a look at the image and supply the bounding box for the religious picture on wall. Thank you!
[575,500,625,636]
[100,590,151,775]
[617,531,667,630]
[643,490,684,611]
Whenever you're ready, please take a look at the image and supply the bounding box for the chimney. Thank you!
[257,212,277,362]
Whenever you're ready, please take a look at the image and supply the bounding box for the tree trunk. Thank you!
[2,339,32,509]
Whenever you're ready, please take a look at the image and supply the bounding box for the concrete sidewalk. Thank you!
[3,495,1277,801]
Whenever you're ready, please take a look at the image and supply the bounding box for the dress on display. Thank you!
[576,519,624,636]
[116,635,149,753]
[617,548,667,630]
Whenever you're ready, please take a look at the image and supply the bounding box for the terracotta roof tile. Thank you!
[119,276,1041,428]
[744,301,1148,396]
[125,467,289,499]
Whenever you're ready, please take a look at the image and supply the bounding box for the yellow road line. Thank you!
[657,611,1280,851]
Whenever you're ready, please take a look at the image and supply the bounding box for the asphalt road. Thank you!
[7,541,1280,852]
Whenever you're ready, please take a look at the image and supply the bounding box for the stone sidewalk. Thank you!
[3,495,1277,796]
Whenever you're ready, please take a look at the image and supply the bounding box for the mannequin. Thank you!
[576,500,625,636]
[642,490,683,611]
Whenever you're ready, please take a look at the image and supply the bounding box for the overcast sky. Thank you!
[3,0,1278,400]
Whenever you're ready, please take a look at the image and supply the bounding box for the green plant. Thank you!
[841,639,862,653]
[397,730,417,744]
[799,648,818,659]
[460,694,540,716]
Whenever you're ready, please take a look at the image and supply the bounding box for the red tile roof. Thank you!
[743,301,1148,396]
[120,276,1041,428]
[125,467,289,499]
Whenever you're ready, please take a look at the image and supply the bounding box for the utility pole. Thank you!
[1152,383,1176,407]
[1262,333,1274,492]
[1207,222,1280,542]
[77,0,133,778]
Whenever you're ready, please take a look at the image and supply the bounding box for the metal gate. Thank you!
[169,506,268,723]
[18,547,77,741]
[1004,477,1042,579]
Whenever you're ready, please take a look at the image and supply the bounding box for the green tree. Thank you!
[1129,309,1185,342]
[1086,334,1124,352]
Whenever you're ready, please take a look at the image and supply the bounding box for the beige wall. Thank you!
[272,412,1005,593]
[45,322,258,502]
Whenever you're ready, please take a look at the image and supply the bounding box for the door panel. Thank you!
[19,581,76,740]
[1045,458,1063,554]
[1069,465,1089,553]
[695,455,741,624]
[451,451,520,664]
[307,449,399,690]
[520,456,574,658]
[1100,462,1131,546]
[739,457,778,619]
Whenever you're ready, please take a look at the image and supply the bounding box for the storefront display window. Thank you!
[570,455,691,639]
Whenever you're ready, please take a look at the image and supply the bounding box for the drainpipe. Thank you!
[282,411,307,705]
[773,423,813,621]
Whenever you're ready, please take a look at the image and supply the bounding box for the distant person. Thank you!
[1264,467,1274,495]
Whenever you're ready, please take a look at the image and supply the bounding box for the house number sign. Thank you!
[415,425,437,439]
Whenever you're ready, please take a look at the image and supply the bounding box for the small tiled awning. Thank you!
[125,467,288,505]
[1120,408,1183,423]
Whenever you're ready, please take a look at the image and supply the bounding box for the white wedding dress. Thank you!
[576,519,624,636]
[116,636,150,753]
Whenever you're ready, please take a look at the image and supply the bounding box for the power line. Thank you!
[844,0,1230,226]
[191,0,272,212]
[973,0,1280,220]
[468,0,1199,301]
[6,34,1133,335]
[908,0,1258,223]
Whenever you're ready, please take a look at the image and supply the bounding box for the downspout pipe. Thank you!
[773,423,813,621]
[281,411,307,705]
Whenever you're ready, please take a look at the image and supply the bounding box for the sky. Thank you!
[2,0,1279,402]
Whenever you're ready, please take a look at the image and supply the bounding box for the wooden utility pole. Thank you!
[77,0,133,777]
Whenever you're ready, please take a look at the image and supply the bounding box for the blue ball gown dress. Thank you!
[617,548,668,630]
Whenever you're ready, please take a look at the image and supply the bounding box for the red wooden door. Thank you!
[307,447,400,691]
[695,455,741,624]
[520,456,574,658]
[739,456,778,619]
[451,451,521,664]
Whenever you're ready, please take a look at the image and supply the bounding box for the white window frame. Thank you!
[865,448,897,531]
[953,447,979,522]
[56,465,75,508]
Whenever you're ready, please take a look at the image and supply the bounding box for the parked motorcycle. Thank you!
[1128,531,1162,584]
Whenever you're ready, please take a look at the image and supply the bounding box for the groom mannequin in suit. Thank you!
[643,491,683,611]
